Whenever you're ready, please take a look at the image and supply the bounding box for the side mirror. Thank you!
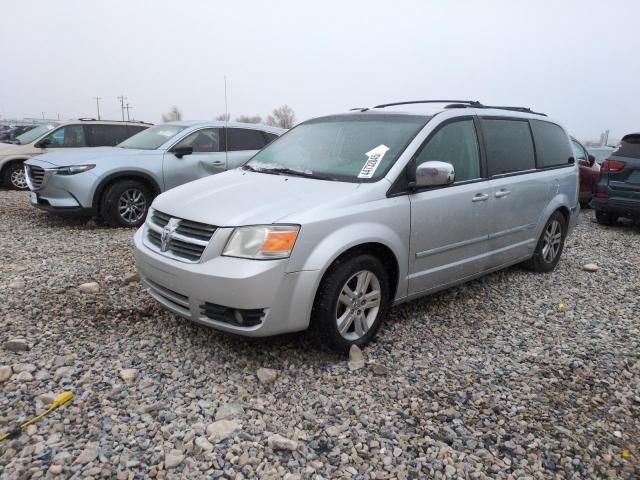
[588,154,596,166]
[172,146,193,158]
[34,138,50,149]
[414,161,455,188]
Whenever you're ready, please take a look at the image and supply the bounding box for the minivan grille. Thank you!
[145,210,216,262]
[27,165,46,189]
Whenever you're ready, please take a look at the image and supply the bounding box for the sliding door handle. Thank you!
[495,189,511,198]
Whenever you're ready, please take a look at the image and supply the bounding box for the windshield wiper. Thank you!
[256,167,334,180]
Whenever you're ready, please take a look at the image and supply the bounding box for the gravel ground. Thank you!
[1,190,639,479]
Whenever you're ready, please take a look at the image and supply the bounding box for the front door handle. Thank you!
[472,193,489,202]
[210,161,225,166]
[495,189,511,198]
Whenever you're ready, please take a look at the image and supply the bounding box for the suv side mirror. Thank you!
[414,161,455,188]
[172,146,193,158]
[34,138,50,149]
[588,154,596,166]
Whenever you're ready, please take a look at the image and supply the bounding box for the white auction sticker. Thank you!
[358,144,390,179]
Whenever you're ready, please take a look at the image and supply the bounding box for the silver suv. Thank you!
[24,121,284,227]
[133,101,579,351]
[0,119,150,190]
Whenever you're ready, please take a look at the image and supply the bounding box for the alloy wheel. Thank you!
[335,270,381,341]
[542,219,562,263]
[118,188,147,224]
[10,168,27,190]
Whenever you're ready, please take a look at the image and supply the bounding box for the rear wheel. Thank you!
[101,180,151,228]
[311,253,390,352]
[3,162,28,190]
[595,210,617,226]
[523,211,566,273]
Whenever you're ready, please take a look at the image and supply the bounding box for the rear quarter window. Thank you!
[530,120,573,168]
[614,135,640,159]
[482,118,536,176]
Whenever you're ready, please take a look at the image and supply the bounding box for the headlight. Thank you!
[53,164,95,175]
[222,225,300,259]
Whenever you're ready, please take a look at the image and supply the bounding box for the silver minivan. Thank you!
[133,101,579,351]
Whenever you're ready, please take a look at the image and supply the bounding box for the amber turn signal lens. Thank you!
[261,230,298,253]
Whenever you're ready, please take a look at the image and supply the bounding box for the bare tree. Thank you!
[215,113,231,121]
[266,105,296,129]
[161,106,182,122]
[235,114,262,124]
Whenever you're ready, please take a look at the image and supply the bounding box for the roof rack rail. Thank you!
[470,105,547,116]
[374,100,482,109]
[78,117,97,121]
[76,118,154,124]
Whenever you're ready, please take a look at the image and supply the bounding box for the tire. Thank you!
[3,162,28,190]
[310,253,391,352]
[523,211,566,273]
[595,210,617,226]
[101,180,151,228]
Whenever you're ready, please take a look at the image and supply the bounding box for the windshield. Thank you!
[15,123,58,145]
[118,124,187,150]
[245,114,430,182]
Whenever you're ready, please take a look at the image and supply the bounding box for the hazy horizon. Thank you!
[1,0,638,142]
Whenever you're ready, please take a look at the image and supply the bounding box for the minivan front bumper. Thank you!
[133,227,319,337]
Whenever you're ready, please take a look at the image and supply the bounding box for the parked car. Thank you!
[591,133,640,225]
[4,125,38,143]
[25,121,284,227]
[588,146,615,165]
[571,137,600,205]
[132,100,579,351]
[1,119,151,190]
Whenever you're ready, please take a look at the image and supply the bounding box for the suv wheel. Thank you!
[4,162,28,190]
[595,210,617,226]
[523,211,566,273]
[101,180,151,228]
[311,253,390,352]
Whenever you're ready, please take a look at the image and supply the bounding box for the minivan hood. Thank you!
[152,168,362,226]
[25,147,152,166]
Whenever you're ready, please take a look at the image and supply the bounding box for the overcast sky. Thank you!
[1,0,638,141]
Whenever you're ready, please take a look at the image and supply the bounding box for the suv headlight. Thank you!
[53,164,96,175]
[222,225,300,259]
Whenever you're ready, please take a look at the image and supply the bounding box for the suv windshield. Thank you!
[118,124,187,150]
[245,114,430,182]
[14,123,58,145]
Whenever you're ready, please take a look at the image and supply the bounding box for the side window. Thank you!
[571,140,587,162]
[44,125,86,148]
[415,119,481,182]
[172,128,222,153]
[530,120,573,168]
[482,119,535,176]
[263,132,279,144]
[227,128,267,151]
[86,125,129,147]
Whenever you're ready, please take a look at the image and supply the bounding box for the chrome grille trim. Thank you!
[144,209,216,263]
[26,165,46,189]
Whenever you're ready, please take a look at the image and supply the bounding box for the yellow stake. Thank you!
[0,391,74,441]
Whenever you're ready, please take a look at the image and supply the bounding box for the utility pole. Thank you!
[117,95,126,121]
[94,96,102,120]
[124,103,132,122]
[41,112,45,120]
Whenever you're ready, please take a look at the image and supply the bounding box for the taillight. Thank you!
[595,191,609,198]
[601,159,626,172]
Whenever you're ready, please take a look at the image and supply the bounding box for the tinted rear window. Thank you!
[227,128,267,151]
[530,120,572,168]
[614,135,640,159]
[482,119,536,176]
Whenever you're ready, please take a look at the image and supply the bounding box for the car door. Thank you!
[483,118,564,266]
[572,139,593,200]
[162,127,226,190]
[408,117,493,295]
[224,127,269,169]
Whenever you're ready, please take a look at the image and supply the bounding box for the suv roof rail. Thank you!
[76,118,154,125]
[371,100,547,117]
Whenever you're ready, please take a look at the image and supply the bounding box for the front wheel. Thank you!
[311,253,390,352]
[523,211,566,273]
[4,162,28,190]
[101,180,152,228]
